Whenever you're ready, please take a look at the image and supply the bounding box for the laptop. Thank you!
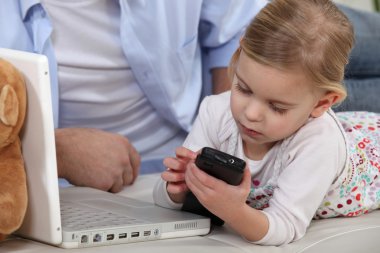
[0,48,210,248]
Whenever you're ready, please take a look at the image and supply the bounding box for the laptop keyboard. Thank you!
[61,202,146,230]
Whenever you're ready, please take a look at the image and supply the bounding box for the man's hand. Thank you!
[55,128,140,193]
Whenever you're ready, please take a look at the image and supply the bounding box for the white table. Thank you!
[2,174,380,253]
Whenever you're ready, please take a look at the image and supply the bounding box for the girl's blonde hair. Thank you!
[229,0,354,104]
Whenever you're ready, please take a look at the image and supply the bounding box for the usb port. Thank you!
[118,233,127,239]
[143,231,151,236]
[93,233,102,242]
[107,234,115,241]
[131,232,140,238]
[81,235,89,243]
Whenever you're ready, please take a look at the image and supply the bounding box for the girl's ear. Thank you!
[310,92,341,118]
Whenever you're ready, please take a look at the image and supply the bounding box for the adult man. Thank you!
[0,0,266,192]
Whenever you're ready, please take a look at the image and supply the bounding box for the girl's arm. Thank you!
[153,94,228,208]
[162,147,197,203]
[153,147,197,209]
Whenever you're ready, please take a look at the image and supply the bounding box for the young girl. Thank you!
[153,0,380,246]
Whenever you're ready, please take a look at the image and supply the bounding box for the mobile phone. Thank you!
[181,147,246,226]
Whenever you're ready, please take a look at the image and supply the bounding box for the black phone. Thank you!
[181,147,246,226]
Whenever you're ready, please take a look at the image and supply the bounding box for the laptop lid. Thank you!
[0,48,210,248]
[0,48,62,244]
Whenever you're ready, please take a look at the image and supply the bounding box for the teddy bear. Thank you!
[0,57,28,241]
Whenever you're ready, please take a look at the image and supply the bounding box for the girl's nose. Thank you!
[244,99,264,122]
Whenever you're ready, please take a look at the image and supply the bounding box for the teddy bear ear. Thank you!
[0,84,19,126]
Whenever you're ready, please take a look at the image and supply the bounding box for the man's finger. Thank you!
[109,176,124,193]
[127,142,141,183]
[122,166,134,185]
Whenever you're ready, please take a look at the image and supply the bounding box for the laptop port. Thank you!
[106,234,115,241]
[81,235,89,243]
[131,232,140,238]
[93,233,102,242]
[143,231,151,236]
[118,233,127,239]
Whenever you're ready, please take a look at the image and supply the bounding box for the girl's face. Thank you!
[231,51,323,158]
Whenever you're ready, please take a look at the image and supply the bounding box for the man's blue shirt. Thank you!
[0,0,266,129]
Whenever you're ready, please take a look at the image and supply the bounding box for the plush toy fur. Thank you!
[0,58,27,241]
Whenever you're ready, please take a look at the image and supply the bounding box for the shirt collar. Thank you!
[20,0,42,21]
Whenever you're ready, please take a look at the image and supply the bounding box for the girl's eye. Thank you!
[270,103,287,115]
[234,82,251,95]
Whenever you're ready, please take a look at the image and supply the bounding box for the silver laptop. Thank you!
[0,48,210,249]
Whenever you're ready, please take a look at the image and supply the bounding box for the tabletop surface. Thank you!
[1,174,380,253]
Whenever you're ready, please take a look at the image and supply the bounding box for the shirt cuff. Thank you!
[249,211,273,245]
[153,177,183,210]
[208,33,241,70]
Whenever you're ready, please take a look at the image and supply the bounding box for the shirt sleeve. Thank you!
[152,177,183,210]
[199,0,267,70]
[183,95,221,151]
[153,92,231,208]
[252,115,346,245]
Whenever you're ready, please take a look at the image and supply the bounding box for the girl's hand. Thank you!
[185,162,251,223]
[161,147,197,203]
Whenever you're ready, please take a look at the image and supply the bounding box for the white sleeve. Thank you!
[153,177,183,210]
[183,94,226,151]
[153,93,229,208]
[253,116,346,245]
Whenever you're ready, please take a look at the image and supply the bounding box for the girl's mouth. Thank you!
[240,123,262,138]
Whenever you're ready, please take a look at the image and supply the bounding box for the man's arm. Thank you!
[211,67,231,94]
[201,0,267,92]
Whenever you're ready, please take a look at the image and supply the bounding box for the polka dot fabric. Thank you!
[315,112,380,219]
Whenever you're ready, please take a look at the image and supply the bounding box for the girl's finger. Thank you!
[175,146,197,160]
[163,157,186,171]
[161,169,186,183]
[166,181,188,194]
